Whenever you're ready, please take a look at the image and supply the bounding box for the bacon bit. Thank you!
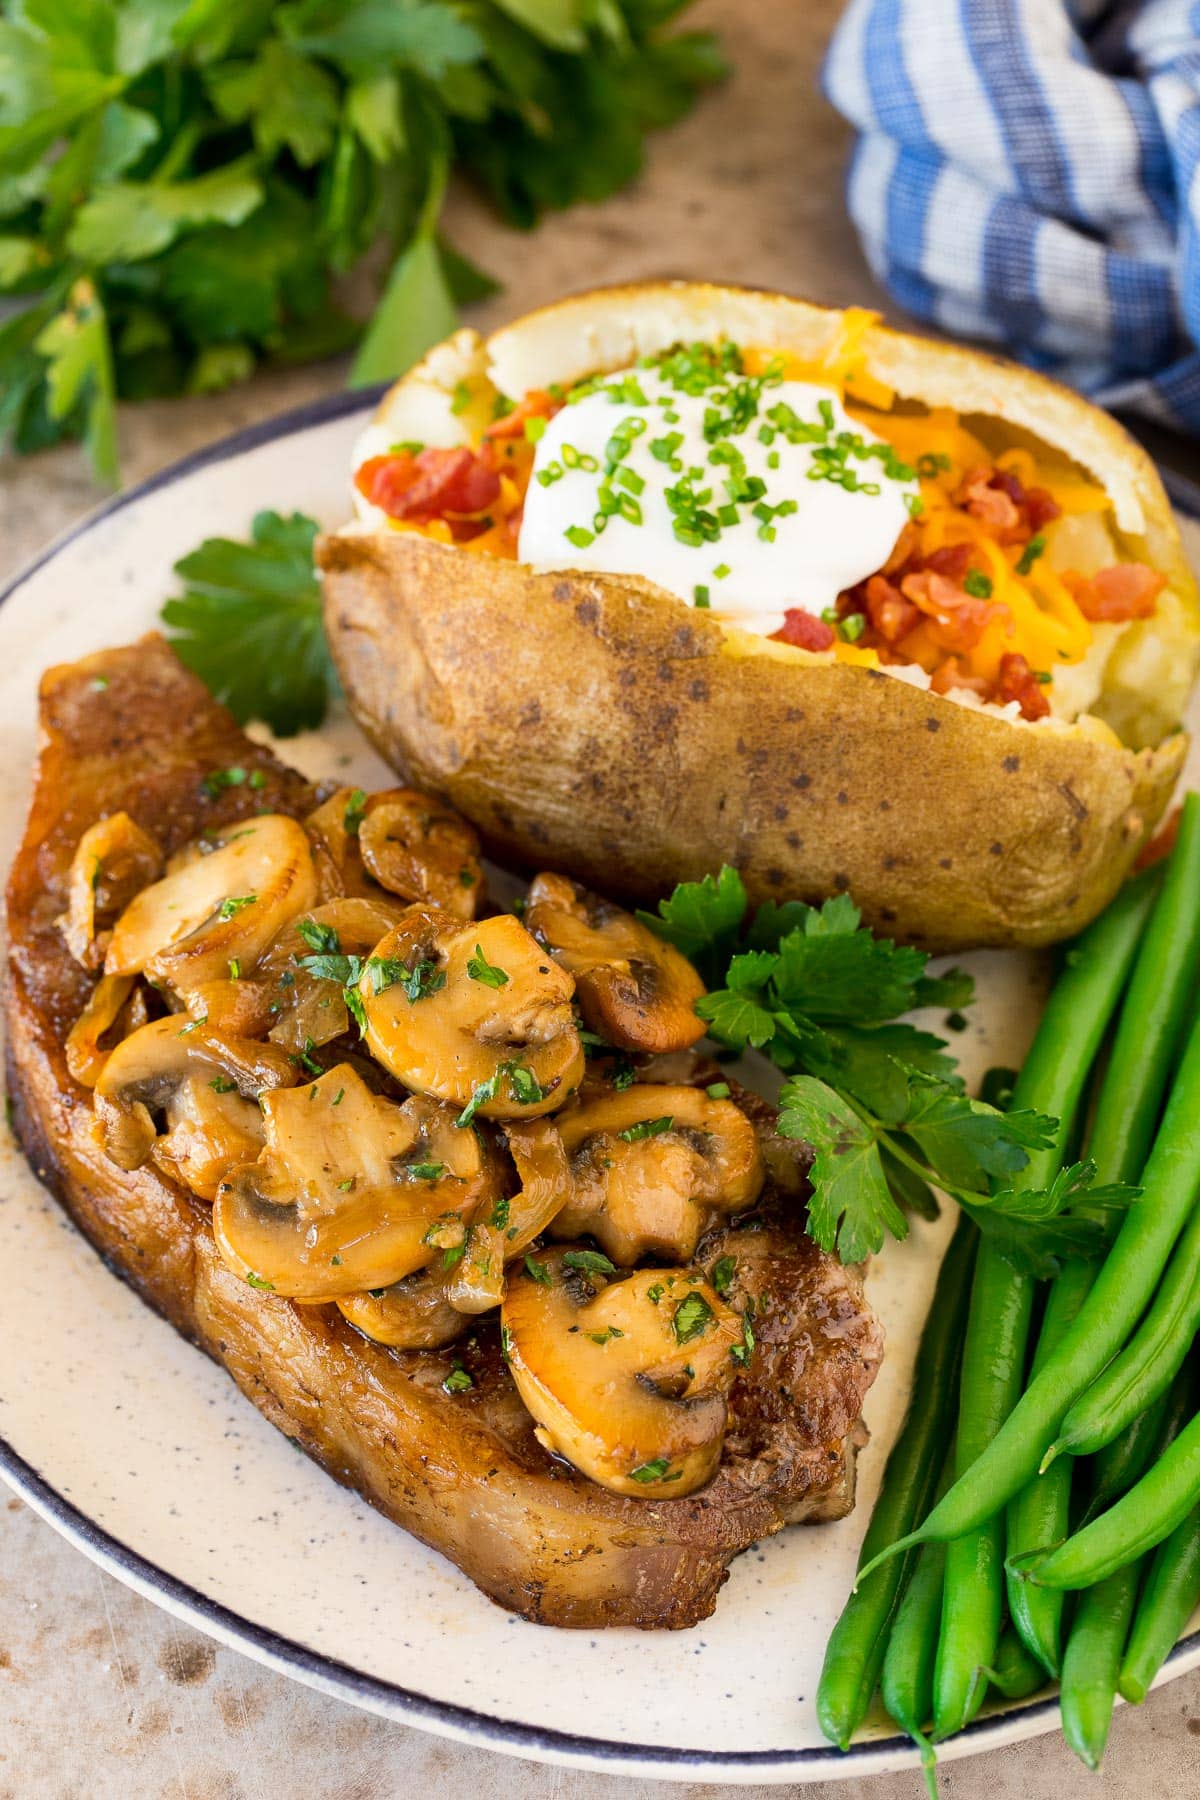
[355,447,502,535]
[954,465,1060,544]
[860,574,920,645]
[1063,563,1164,623]
[1137,807,1180,871]
[995,653,1050,721]
[772,609,837,651]
[900,570,1006,654]
[921,542,972,583]
[484,390,564,441]
[929,657,991,698]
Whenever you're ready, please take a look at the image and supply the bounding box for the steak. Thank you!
[4,637,883,1629]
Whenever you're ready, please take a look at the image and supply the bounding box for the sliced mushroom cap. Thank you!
[255,895,409,1050]
[526,872,706,1054]
[305,787,377,901]
[502,1251,741,1498]
[154,1073,266,1202]
[92,1015,296,1180]
[212,1066,499,1300]
[337,1269,468,1349]
[104,815,317,997]
[552,1085,764,1265]
[61,813,162,970]
[359,907,583,1119]
[445,1118,574,1314]
[358,789,485,919]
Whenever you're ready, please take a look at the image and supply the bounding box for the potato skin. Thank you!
[320,532,1184,952]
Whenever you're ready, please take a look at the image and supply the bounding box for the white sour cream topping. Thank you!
[518,367,919,637]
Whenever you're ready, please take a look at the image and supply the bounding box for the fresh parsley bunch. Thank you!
[641,870,1135,1268]
[0,0,724,483]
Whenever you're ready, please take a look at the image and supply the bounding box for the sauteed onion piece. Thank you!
[552,1085,763,1264]
[446,1117,574,1313]
[502,1252,741,1498]
[526,872,706,1053]
[62,812,162,970]
[358,907,583,1119]
[212,1066,497,1300]
[105,814,317,996]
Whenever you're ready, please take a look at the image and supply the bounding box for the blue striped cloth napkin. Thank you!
[823,0,1200,432]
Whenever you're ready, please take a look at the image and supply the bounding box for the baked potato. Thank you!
[319,282,1200,951]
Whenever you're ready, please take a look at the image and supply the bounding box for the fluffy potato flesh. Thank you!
[321,282,1199,951]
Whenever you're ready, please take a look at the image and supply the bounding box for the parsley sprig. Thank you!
[642,868,1135,1268]
[0,2,724,483]
[162,511,333,735]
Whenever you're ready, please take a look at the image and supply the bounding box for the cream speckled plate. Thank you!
[2,391,1199,1784]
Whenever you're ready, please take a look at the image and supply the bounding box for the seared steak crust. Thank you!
[4,637,883,1628]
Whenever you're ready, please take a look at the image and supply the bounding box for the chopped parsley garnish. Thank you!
[406,1162,447,1181]
[673,1291,714,1344]
[343,789,367,836]
[202,766,248,798]
[562,1249,617,1277]
[218,894,256,920]
[710,1255,737,1298]
[467,944,509,988]
[630,1459,679,1484]
[646,1283,665,1305]
[490,1195,511,1230]
[297,917,340,956]
[588,1326,625,1345]
[443,1363,474,1395]
[617,1115,673,1143]
[210,1076,238,1095]
[523,1253,553,1286]
[178,1014,208,1036]
[731,1312,755,1367]
[245,1272,274,1291]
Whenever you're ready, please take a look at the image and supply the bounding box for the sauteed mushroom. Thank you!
[337,1269,468,1349]
[305,786,484,917]
[212,1067,497,1299]
[446,1118,574,1313]
[61,813,162,970]
[105,815,317,997]
[502,1251,741,1498]
[552,1086,764,1264]
[92,1015,296,1191]
[359,907,583,1119]
[526,873,706,1053]
[359,790,484,918]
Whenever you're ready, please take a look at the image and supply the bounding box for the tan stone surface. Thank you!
[3,1,1200,1792]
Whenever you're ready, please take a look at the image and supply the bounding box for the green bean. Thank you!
[1079,1386,1171,1529]
[857,870,1200,1572]
[1059,1564,1140,1768]
[880,1455,955,1800]
[983,1626,1047,1702]
[1085,794,1200,1186]
[1026,1408,1200,1589]
[1119,1502,1200,1703]
[1050,1196,1200,1461]
[932,1245,1035,1738]
[816,1218,977,1749]
[1005,1260,1093,1676]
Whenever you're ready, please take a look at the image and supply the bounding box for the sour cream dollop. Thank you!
[518,367,918,637]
